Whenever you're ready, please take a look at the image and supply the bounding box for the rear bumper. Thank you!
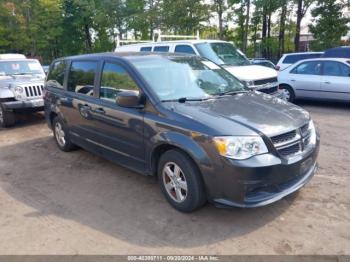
[3,99,44,110]
[205,138,320,208]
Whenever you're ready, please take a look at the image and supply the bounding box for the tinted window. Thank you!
[47,60,66,88]
[140,46,152,52]
[324,48,350,58]
[291,61,321,75]
[153,46,169,52]
[174,45,196,54]
[100,63,139,101]
[283,53,322,64]
[323,61,350,77]
[67,61,97,96]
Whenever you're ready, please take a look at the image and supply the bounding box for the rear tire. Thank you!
[279,85,295,103]
[0,103,16,128]
[52,116,77,152]
[158,149,206,213]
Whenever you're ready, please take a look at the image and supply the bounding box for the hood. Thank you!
[224,65,277,81]
[0,74,45,88]
[167,92,310,137]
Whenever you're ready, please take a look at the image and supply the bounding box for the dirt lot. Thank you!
[0,101,349,255]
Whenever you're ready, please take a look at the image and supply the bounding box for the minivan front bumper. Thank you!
[206,138,320,208]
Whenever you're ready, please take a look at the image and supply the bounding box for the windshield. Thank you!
[131,55,246,101]
[195,43,251,66]
[0,60,44,76]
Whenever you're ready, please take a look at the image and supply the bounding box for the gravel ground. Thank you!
[0,100,349,255]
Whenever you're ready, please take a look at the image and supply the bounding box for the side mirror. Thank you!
[116,90,143,108]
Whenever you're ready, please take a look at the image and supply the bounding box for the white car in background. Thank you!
[116,40,281,98]
[276,52,323,71]
[278,58,350,102]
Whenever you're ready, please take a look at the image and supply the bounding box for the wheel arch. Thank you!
[149,132,212,179]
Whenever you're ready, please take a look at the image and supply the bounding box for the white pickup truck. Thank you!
[116,40,281,98]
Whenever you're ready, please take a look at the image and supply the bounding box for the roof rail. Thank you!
[115,30,200,47]
[155,30,200,42]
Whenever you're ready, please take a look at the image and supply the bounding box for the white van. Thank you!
[115,40,281,97]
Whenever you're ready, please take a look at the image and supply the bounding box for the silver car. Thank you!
[278,58,350,102]
[0,54,45,127]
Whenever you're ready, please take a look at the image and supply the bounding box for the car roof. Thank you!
[118,39,229,47]
[325,46,350,50]
[60,51,196,62]
[282,51,324,56]
[295,57,350,63]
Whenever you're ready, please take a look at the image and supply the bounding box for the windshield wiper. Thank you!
[216,90,249,96]
[161,97,211,103]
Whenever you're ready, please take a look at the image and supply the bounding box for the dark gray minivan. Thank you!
[44,52,320,212]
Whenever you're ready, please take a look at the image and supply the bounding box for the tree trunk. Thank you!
[295,0,303,52]
[262,8,267,58]
[84,23,92,52]
[243,0,250,52]
[217,0,224,39]
[267,13,272,59]
[279,3,287,58]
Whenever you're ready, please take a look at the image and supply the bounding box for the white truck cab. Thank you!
[115,40,281,98]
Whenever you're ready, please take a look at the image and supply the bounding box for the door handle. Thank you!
[94,108,106,114]
[324,81,331,84]
[81,104,91,110]
[291,79,296,82]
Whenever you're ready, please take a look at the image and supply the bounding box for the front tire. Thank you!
[52,116,76,152]
[0,103,16,128]
[279,85,295,103]
[158,149,206,212]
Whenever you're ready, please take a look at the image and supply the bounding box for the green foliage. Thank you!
[0,0,349,63]
[309,0,350,51]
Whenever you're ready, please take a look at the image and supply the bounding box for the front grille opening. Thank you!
[254,77,278,86]
[23,85,44,98]
[271,130,297,145]
[278,143,301,156]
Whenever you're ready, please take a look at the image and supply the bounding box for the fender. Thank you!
[0,88,14,99]
[148,131,213,174]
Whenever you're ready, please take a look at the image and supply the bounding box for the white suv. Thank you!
[116,40,281,98]
[276,52,323,71]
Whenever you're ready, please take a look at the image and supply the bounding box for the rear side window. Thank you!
[323,61,350,77]
[291,61,321,75]
[100,62,139,101]
[67,61,97,96]
[140,47,152,52]
[283,54,322,64]
[47,60,66,89]
[174,45,196,54]
[154,46,169,52]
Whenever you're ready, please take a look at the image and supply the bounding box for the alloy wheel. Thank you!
[162,162,188,203]
[0,106,3,124]
[55,122,66,147]
[280,88,291,101]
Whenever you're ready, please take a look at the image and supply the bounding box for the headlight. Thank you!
[244,80,255,88]
[308,120,317,145]
[213,136,268,160]
[14,86,24,93]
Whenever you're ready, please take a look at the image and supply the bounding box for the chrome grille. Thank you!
[270,123,312,158]
[24,85,44,98]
